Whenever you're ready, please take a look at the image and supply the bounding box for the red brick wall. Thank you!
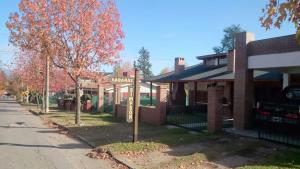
[115,86,167,126]
[140,106,163,125]
[115,104,127,118]
[115,105,165,125]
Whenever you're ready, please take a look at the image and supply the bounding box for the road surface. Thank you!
[0,98,113,169]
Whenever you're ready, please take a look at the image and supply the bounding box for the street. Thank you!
[0,98,112,169]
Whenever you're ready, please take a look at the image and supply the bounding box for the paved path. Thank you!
[0,98,113,169]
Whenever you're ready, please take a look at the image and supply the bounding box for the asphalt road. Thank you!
[0,98,113,169]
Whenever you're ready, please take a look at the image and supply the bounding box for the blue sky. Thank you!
[0,0,295,74]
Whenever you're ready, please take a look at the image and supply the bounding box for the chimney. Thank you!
[175,57,185,73]
[227,50,235,72]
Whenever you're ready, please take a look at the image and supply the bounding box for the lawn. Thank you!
[41,109,218,153]
[22,104,300,169]
[238,148,300,169]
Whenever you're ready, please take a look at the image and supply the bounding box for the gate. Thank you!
[103,95,113,113]
[166,104,208,131]
[256,113,300,147]
[166,104,234,132]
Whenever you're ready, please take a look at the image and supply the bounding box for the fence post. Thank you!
[156,85,168,124]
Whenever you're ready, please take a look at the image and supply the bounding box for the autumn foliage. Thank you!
[261,0,300,41]
[0,69,7,95]
[13,50,73,93]
[7,0,124,123]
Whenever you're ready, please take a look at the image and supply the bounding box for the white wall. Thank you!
[248,51,300,69]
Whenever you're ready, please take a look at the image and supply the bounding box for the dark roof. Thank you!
[196,53,227,60]
[145,63,282,83]
[201,70,282,81]
[145,64,226,82]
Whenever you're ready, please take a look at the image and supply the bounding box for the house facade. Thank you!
[145,32,300,137]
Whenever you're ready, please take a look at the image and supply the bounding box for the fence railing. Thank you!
[166,104,208,131]
[256,113,300,147]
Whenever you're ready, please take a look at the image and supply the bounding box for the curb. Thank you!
[28,109,133,169]
[29,109,42,116]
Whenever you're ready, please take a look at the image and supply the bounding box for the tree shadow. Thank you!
[43,111,300,168]
[0,142,88,149]
[0,125,48,129]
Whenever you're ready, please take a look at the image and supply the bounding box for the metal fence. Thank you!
[166,104,234,132]
[166,104,208,131]
[256,114,300,147]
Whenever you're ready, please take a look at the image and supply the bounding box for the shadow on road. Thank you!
[0,99,18,104]
[0,109,23,112]
[0,125,48,129]
[0,142,87,149]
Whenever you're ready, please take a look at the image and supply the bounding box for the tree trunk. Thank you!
[26,86,29,104]
[75,78,81,124]
[42,88,45,111]
[45,56,50,113]
[36,93,40,110]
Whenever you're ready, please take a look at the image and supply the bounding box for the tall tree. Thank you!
[136,47,153,79]
[213,25,244,53]
[48,0,124,124]
[261,0,300,42]
[6,0,55,113]
[7,0,124,124]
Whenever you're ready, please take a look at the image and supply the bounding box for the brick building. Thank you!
[145,32,300,132]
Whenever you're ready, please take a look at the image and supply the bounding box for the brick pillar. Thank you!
[207,86,224,133]
[188,82,196,106]
[234,32,255,130]
[156,85,168,124]
[97,85,104,113]
[174,82,186,105]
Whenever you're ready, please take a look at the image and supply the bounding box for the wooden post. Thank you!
[133,68,140,142]
[126,86,134,123]
[150,82,153,106]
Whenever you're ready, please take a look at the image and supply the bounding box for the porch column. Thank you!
[174,82,186,105]
[156,85,168,124]
[150,82,153,106]
[169,83,173,105]
[188,82,196,106]
[97,85,104,113]
[234,32,255,130]
[283,73,290,89]
[207,86,224,133]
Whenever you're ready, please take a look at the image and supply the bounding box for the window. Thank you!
[219,58,228,65]
[287,89,300,100]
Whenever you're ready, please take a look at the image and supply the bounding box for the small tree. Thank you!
[49,0,124,124]
[160,67,171,75]
[261,0,300,42]
[136,47,153,79]
[0,69,7,94]
[213,25,244,53]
